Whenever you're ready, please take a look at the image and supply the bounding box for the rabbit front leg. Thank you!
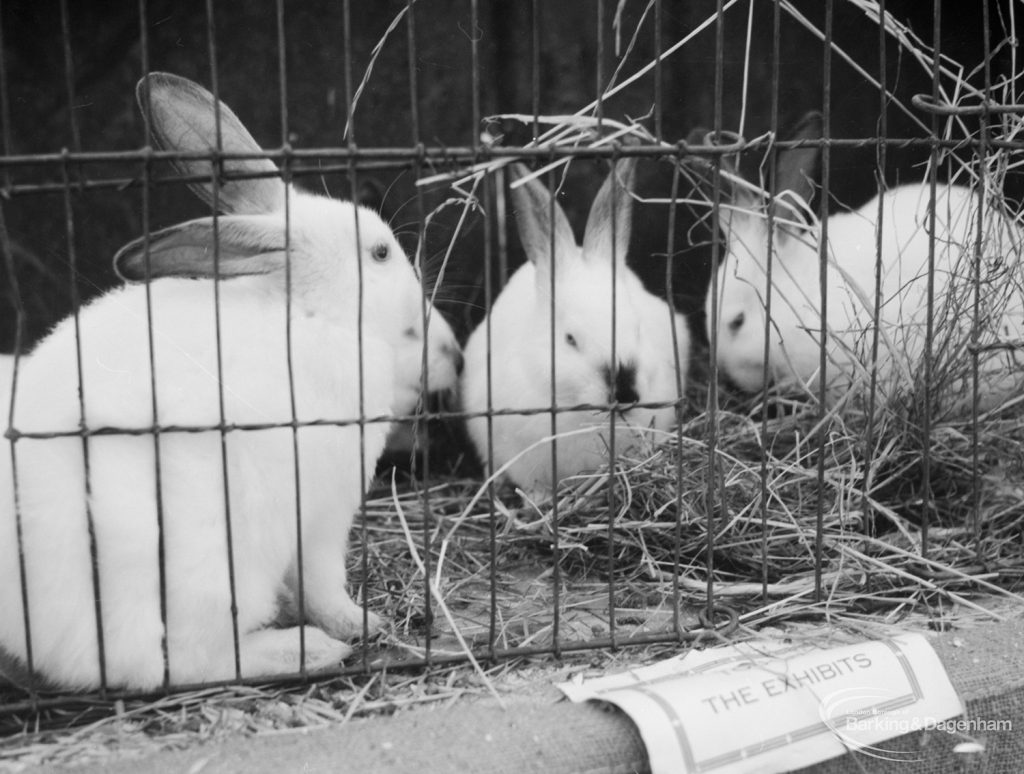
[269,422,388,642]
[292,540,383,640]
[281,504,384,642]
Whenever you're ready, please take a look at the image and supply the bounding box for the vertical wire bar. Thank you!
[547,158,561,657]
[406,0,422,145]
[62,155,108,692]
[136,0,172,691]
[495,167,509,286]
[509,0,539,284]
[58,0,81,156]
[0,0,14,451]
[606,151,620,649]
[0,0,12,193]
[595,0,605,132]
[970,0,991,554]
[0,203,36,700]
[704,0,727,624]
[58,2,107,690]
[456,0,498,658]
[341,0,370,671]
[813,0,834,602]
[666,157,686,639]
[0,0,36,700]
[481,160,498,659]
[921,0,942,561]
[760,0,782,604]
[453,0,481,663]
[597,0,620,651]
[405,0,438,664]
[653,0,663,143]
[204,0,243,679]
[275,0,305,676]
[470,0,481,175]
[862,0,888,579]
[531,0,540,143]
[411,0,437,666]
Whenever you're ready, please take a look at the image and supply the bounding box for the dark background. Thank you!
[0,0,1012,354]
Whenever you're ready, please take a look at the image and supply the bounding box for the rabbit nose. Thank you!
[424,388,456,412]
[605,362,640,405]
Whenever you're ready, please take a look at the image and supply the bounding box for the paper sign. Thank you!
[559,634,963,773]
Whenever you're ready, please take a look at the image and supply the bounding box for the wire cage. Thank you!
[1,0,1022,752]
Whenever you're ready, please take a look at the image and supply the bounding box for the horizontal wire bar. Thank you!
[0,160,414,198]
[0,135,1014,171]
[3,397,690,441]
[1,136,1017,201]
[0,135,1016,202]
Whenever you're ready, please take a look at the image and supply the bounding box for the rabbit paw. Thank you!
[241,626,351,678]
[299,626,354,672]
[319,602,385,641]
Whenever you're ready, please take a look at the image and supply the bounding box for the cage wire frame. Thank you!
[0,0,1021,723]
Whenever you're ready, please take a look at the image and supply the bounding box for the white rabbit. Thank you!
[0,72,459,691]
[461,159,690,496]
[706,113,1024,405]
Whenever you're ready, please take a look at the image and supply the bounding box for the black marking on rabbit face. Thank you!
[446,342,465,375]
[603,361,640,406]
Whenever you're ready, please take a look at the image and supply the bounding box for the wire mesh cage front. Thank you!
[1,0,1023,747]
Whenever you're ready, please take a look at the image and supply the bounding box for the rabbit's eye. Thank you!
[565,333,578,349]
[371,242,390,262]
[727,312,745,333]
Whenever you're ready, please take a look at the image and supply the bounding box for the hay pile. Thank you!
[367,389,1024,656]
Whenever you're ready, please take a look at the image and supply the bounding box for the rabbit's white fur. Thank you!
[391,302,459,418]
[0,73,458,690]
[461,160,689,495]
[707,117,1024,403]
[1,279,392,689]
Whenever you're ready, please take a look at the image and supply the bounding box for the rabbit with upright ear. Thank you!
[705,112,1024,405]
[0,73,460,690]
[460,160,690,496]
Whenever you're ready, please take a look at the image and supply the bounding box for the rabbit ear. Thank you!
[355,178,385,212]
[138,72,286,215]
[507,163,578,280]
[771,111,822,222]
[113,214,287,282]
[582,157,636,267]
